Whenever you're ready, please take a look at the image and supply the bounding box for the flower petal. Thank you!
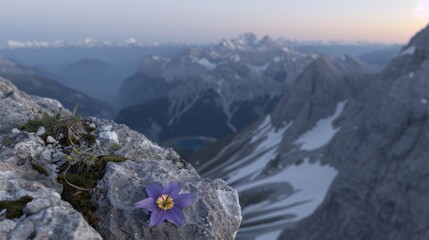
[174,193,196,209]
[149,209,166,227]
[146,182,163,199]
[165,207,186,226]
[163,182,181,198]
[135,198,157,211]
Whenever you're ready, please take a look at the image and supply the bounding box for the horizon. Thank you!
[1,0,428,44]
[0,33,406,47]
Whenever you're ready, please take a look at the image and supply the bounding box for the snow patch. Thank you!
[295,101,347,151]
[225,117,291,182]
[422,98,428,104]
[196,58,217,70]
[400,46,415,56]
[216,79,224,94]
[273,56,281,63]
[125,37,137,44]
[239,159,338,224]
[232,54,240,63]
[249,63,269,73]
[220,39,236,50]
[209,51,219,58]
[409,72,414,79]
[255,230,282,240]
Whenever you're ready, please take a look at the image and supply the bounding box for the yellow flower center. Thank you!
[156,194,174,210]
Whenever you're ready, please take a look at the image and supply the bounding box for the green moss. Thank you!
[21,111,60,133]
[1,134,13,148]
[99,155,128,162]
[0,196,33,219]
[82,134,96,146]
[57,154,128,228]
[62,149,71,155]
[108,143,122,152]
[31,163,49,176]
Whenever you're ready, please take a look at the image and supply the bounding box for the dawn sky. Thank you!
[0,0,428,44]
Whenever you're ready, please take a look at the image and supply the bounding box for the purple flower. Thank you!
[135,182,196,227]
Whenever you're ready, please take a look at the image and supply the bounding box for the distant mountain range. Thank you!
[50,58,139,105]
[0,38,187,49]
[189,25,429,239]
[189,54,379,239]
[116,33,316,143]
[0,57,116,118]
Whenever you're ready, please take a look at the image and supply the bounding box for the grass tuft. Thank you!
[0,196,33,219]
[21,108,96,147]
[31,163,49,176]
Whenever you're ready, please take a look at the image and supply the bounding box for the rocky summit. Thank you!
[0,77,242,239]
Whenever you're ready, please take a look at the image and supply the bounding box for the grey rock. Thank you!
[93,159,241,240]
[88,117,183,163]
[0,136,102,239]
[10,128,20,137]
[46,136,56,143]
[101,124,113,131]
[99,130,118,143]
[0,220,16,239]
[9,206,102,240]
[36,127,46,137]
[40,149,52,161]
[0,77,66,134]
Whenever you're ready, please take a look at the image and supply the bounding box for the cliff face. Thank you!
[280,25,429,240]
[0,77,242,240]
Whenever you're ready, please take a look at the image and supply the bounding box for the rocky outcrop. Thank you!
[0,77,242,239]
[94,160,241,240]
[0,77,64,134]
[0,130,102,239]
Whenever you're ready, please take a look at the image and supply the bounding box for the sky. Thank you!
[0,0,428,44]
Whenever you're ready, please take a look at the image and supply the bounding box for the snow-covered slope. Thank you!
[190,56,377,239]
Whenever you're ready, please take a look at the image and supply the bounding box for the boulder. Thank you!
[94,160,241,240]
